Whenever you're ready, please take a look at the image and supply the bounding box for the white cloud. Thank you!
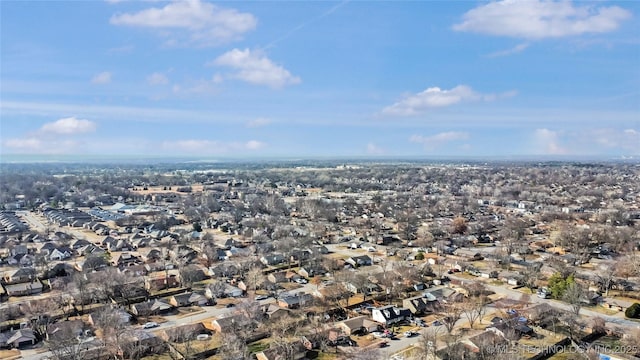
[366,143,385,155]
[533,128,568,155]
[162,139,265,154]
[410,131,470,146]
[486,43,529,58]
[171,77,221,97]
[211,48,301,89]
[39,117,97,135]
[246,118,271,128]
[592,128,640,152]
[382,85,513,116]
[110,0,257,46]
[2,137,82,154]
[2,117,97,154]
[91,71,112,84]
[147,72,169,85]
[453,0,631,40]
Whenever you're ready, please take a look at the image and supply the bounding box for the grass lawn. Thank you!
[247,339,270,353]
[587,305,619,316]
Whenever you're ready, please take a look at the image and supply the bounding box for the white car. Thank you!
[143,322,158,329]
[255,295,270,301]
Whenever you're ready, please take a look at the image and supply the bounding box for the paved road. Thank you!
[16,211,48,233]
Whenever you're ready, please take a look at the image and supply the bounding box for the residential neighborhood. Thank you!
[0,160,639,360]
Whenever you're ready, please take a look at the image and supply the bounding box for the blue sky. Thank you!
[1,0,639,159]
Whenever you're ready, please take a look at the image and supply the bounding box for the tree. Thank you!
[462,282,490,329]
[562,282,585,316]
[625,303,640,319]
[21,299,57,340]
[342,347,384,360]
[594,262,617,297]
[47,324,91,360]
[548,272,575,299]
[591,317,606,335]
[69,273,91,313]
[520,262,543,293]
[451,217,467,235]
[441,300,463,334]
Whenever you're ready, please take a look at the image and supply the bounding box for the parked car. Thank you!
[255,294,270,301]
[226,303,236,308]
[379,341,389,348]
[143,322,158,329]
[404,331,417,337]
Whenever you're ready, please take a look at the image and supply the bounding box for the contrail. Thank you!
[261,0,350,50]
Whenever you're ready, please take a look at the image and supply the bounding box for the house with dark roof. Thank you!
[3,267,37,284]
[402,295,440,315]
[0,329,37,349]
[260,254,286,266]
[371,305,411,326]
[298,265,328,278]
[345,255,372,267]
[169,292,208,307]
[130,299,174,316]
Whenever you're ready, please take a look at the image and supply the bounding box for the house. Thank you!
[209,314,253,333]
[71,239,92,250]
[371,305,411,326]
[402,295,440,315]
[46,319,88,342]
[262,304,290,321]
[345,255,372,267]
[112,252,142,267]
[290,249,312,262]
[0,329,37,349]
[4,267,37,284]
[120,264,148,277]
[130,299,174,316]
[119,331,166,358]
[467,328,509,350]
[140,248,163,263]
[208,263,239,278]
[169,292,208,307]
[298,265,328,278]
[5,281,43,296]
[260,254,286,266]
[267,271,288,284]
[158,323,210,342]
[223,285,244,298]
[49,247,72,261]
[37,242,58,256]
[345,281,381,295]
[88,307,132,327]
[277,293,314,309]
[336,316,381,335]
[144,271,179,291]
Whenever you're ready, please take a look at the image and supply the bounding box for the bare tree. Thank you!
[440,300,463,334]
[21,299,58,340]
[414,326,443,360]
[563,282,586,316]
[341,346,385,360]
[47,325,91,360]
[217,331,251,360]
[594,262,616,297]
